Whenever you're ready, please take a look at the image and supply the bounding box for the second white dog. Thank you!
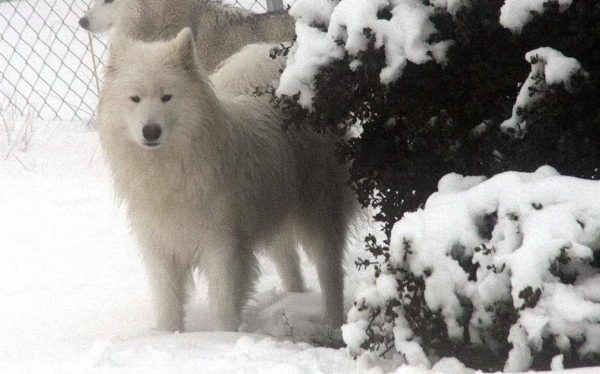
[79,0,294,72]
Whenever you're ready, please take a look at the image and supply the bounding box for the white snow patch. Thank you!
[552,354,565,371]
[289,0,337,26]
[500,0,573,33]
[277,22,344,108]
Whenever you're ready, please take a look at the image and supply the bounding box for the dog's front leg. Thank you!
[141,250,188,332]
[204,237,258,331]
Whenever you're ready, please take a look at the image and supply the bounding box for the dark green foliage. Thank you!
[278,0,600,370]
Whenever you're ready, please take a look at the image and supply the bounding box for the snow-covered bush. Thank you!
[275,0,600,371]
[343,167,600,371]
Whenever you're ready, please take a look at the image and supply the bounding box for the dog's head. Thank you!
[79,0,126,33]
[100,28,215,150]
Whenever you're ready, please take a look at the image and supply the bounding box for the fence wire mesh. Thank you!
[0,0,291,121]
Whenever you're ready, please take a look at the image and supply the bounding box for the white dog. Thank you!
[79,0,294,72]
[97,28,353,332]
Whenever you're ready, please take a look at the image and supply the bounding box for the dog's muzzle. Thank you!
[79,17,90,30]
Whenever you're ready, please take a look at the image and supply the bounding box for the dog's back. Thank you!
[195,3,294,71]
[122,0,295,72]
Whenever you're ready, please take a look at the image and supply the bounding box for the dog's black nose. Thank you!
[142,123,162,142]
[79,17,90,29]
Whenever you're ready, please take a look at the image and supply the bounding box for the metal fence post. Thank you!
[266,0,284,11]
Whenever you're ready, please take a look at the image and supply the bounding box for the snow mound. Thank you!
[344,166,600,371]
[1,332,354,374]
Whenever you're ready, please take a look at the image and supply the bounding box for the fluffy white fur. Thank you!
[210,43,284,95]
[97,28,353,332]
[80,0,294,72]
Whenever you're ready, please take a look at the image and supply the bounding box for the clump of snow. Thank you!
[431,357,476,374]
[500,0,573,33]
[277,22,345,108]
[288,0,337,26]
[437,173,487,193]
[394,320,430,368]
[344,165,600,371]
[501,47,586,136]
[552,354,565,371]
[277,0,456,109]
[526,47,584,88]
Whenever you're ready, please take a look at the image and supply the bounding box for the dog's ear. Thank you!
[173,27,202,75]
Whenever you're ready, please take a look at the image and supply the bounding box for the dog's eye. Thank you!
[161,94,172,103]
[130,95,141,103]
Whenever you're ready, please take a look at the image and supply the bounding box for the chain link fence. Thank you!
[0,0,292,122]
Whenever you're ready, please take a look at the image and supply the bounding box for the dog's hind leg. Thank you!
[266,231,305,292]
[141,251,191,332]
[301,224,346,328]
[205,237,259,331]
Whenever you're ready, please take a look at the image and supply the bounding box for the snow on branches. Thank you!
[501,47,586,137]
[277,0,456,109]
[343,167,600,371]
[278,0,585,111]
